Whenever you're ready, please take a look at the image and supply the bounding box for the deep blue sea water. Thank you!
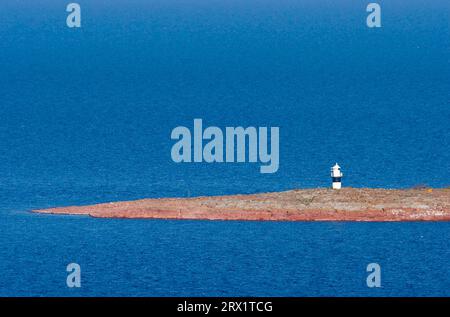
[0,0,449,296]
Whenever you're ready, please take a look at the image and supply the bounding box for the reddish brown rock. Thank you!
[33,188,450,221]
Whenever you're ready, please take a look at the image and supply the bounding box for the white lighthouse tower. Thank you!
[331,163,343,189]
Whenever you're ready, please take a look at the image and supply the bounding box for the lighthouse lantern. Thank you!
[331,163,343,189]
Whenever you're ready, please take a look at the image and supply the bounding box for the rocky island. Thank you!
[33,188,450,221]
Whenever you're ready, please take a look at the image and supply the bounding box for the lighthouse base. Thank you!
[332,182,342,190]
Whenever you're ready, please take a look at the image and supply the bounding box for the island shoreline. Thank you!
[33,188,450,222]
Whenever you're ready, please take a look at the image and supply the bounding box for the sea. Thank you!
[0,0,449,296]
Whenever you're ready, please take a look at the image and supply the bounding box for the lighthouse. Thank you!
[331,163,343,189]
